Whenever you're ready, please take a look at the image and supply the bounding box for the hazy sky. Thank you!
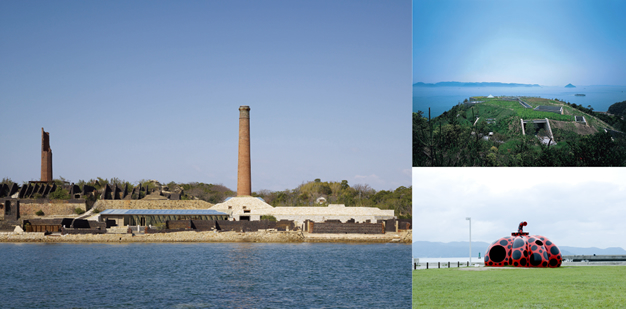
[413,168,626,250]
[413,0,626,86]
[0,1,411,192]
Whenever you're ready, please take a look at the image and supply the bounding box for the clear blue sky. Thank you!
[0,0,411,192]
[413,0,626,86]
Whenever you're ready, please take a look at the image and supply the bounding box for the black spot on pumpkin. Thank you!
[489,245,507,263]
[551,246,560,255]
[530,253,543,266]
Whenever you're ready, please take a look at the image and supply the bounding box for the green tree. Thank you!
[49,186,70,200]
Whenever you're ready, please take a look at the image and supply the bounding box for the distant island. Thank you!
[414,81,540,87]
[565,83,576,88]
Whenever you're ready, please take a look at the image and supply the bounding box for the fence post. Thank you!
[438,262,440,268]
[448,262,450,268]
[467,261,469,267]
[426,262,428,269]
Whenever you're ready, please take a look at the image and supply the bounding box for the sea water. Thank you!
[0,242,410,308]
[413,85,626,118]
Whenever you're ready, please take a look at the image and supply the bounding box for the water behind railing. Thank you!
[412,257,484,269]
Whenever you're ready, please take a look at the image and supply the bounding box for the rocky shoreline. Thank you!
[0,230,412,244]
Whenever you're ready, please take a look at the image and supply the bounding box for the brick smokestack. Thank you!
[237,106,251,196]
[41,128,53,182]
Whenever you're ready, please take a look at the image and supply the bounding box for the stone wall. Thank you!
[0,230,412,243]
[310,221,384,234]
[216,220,295,232]
[19,200,86,218]
[93,200,214,211]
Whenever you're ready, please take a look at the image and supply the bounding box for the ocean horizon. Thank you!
[413,85,626,118]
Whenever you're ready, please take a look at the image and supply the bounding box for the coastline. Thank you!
[0,230,412,244]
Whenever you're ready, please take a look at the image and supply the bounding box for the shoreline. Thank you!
[0,230,412,244]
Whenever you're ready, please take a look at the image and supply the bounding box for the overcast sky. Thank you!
[413,0,626,86]
[0,0,411,192]
[413,168,626,250]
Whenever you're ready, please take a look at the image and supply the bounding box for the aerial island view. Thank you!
[413,88,626,166]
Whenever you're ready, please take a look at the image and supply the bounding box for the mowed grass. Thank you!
[412,266,626,308]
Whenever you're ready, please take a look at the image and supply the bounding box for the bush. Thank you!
[49,186,70,200]
[93,208,101,214]
[74,208,85,215]
[153,222,166,230]
[35,210,44,216]
[261,215,277,221]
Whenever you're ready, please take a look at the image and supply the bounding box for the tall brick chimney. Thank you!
[41,128,53,182]
[237,106,251,196]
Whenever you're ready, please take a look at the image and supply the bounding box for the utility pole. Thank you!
[466,217,472,264]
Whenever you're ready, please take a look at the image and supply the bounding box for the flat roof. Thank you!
[100,209,228,216]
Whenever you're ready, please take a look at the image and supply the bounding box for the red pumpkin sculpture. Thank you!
[484,222,562,268]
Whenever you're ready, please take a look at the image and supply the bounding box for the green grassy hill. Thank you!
[413,96,626,166]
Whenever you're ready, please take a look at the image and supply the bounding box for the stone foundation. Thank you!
[0,230,412,244]
[93,200,214,211]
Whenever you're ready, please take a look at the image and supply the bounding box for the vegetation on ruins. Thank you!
[180,183,234,204]
[49,186,70,200]
[414,97,626,166]
[251,179,412,218]
[74,207,85,215]
[260,215,277,221]
[5,175,411,218]
[35,210,44,216]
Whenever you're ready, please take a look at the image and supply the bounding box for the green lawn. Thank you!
[413,266,626,308]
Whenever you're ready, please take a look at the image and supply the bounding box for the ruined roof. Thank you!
[100,209,227,215]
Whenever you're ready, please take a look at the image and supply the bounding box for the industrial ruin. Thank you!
[0,107,409,236]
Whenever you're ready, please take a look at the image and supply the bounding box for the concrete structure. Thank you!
[237,106,251,196]
[211,196,395,225]
[99,209,228,227]
[521,118,554,139]
[41,128,52,182]
[563,255,626,262]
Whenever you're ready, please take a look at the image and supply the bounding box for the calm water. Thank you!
[0,242,410,308]
[413,85,626,118]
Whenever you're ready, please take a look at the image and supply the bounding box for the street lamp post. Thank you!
[466,217,471,264]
